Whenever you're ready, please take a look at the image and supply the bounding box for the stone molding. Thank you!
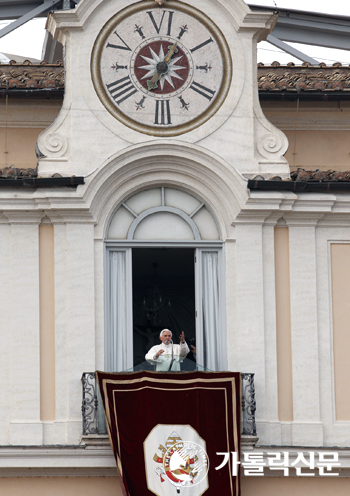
[2,178,350,230]
[1,444,350,477]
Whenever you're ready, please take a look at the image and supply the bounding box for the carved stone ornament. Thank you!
[155,0,166,4]
[43,132,68,157]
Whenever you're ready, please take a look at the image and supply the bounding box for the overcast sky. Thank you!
[250,0,350,16]
[0,1,350,64]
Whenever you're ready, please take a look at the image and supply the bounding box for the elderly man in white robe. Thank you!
[145,329,189,371]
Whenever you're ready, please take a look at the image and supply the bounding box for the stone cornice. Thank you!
[2,188,350,228]
[0,445,117,476]
[1,444,350,477]
[233,190,350,226]
[2,211,44,224]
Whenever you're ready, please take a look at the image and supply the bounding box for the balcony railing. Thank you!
[241,373,257,436]
[82,372,257,437]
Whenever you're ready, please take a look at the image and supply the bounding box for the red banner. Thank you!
[96,370,241,496]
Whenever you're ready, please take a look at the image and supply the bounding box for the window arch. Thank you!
[105,186,226,373]
[107,187,220,241]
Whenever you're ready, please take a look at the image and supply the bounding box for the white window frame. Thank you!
[105,241,226,371]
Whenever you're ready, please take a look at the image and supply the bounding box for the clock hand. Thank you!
[147,70,163,91]
[147,42,178,91]
[164,42,178,64]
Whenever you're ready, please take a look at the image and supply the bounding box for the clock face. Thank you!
[91,1,232,137]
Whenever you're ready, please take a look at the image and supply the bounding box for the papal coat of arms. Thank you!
[144,425,209,496]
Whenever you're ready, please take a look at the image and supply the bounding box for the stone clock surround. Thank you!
[37,0,289,178]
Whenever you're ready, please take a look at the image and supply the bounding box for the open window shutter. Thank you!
[195,249,226,371]
[106,249,133,372]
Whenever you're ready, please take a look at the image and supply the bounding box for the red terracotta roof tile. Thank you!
[257,63,350,92]
[0,60,64,90]
[1,60,350,93]
[252,170,350,182]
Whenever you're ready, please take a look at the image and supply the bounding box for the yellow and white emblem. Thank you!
[144,425,209,495]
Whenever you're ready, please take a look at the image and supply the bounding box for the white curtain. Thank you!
[106,250,132,372]
[200,251,225,371]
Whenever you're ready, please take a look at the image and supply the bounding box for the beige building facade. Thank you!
[1,0,350,494]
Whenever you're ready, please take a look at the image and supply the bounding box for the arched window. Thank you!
[107,187,220,241]
[105,187,225,373]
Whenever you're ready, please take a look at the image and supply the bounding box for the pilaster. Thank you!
[286,213,324,446]
[234,218,268,442]
[52,221,69,445]
[66,222,96,444]
[261,218,280,445]
[4,213,44,445]
[0,221,11,444]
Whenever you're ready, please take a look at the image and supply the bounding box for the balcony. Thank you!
[81,372,257,438]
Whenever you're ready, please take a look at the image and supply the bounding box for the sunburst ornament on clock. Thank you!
[138,42,186,91]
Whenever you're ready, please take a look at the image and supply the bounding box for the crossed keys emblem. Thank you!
[153,433,201,489]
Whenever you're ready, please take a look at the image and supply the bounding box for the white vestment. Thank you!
[145,342,189,371]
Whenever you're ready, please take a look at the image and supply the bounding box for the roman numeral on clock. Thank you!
[155,100,172,125]
[106,77,138,105]
[190,38,214,53]
[147,10,174,35]
[190,81,216,101]
[106,32,132,51]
